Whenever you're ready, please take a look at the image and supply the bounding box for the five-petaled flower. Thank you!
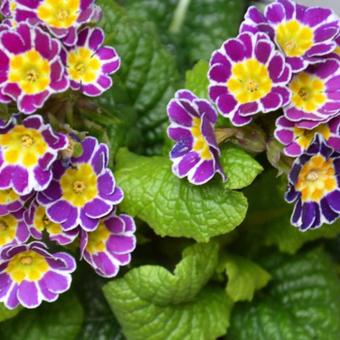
[209,32,291,126]
[65,27,120,96]
[286,134,340,230]
[38,137,124,232]
[0,242,76,309]
[0,115,68,195]
[80,210,136,278]
[167,90,225,185]
[241,0,340,72]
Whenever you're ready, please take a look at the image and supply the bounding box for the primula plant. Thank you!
[0,0,340,339]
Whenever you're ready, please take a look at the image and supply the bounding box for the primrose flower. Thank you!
[167,90,225,185]
[0,209,29,250]
[209,32,291,126]
[0,115,68,195]
[241,0,340,72]
[4,0,99,46]
[286,134,340,230]
[38,137,124,232]
[65,27,120,96]
[24,201,79,245]
[284,58,340,128]
[80,210,136,278]
[0,189,30,216]
[275,116,340,157]
[0,242,76,309]
[0,23,69,114]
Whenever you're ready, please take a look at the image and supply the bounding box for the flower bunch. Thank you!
[0,0,136,310]
[167,0,340,231]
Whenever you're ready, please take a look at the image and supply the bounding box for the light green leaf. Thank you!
[103,242,233,340]
[220,255,271,302]
[0,293,84,340]
[115,149,248,242]
[228,248,340,340]
[185,60,209,99]
[220,145,263,190]
[0,304,21,323]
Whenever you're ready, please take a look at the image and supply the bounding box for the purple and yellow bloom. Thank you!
[0,242,76,309]
[167,90,225,185]
[0,115,68,195]
[65,27,120,96]
[209,32,291,126]
[0,189,30,216]
[37,137,124,232]
[284,58,340,127]
[80,210,136,278]
[286,134,340,230]
[3,0,99,46]
[24,201,79,245]
[241,0,340,72]
[0,23,69,114]
[0,209,29,250]
[275,115,340,157]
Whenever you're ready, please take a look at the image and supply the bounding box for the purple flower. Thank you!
[3,0,99,46]
[0,189,30,216]
[209,32,291,127]
[0,115,68,195]
[24,200,79,245]
[286,134,340,230]
[0,23,69,114]
[241,0,340,72]
[167,90,225,185]
[0,242,76,309]
[0,209,29,250]
[37,137,124,232]
[275,115,340,157]
[65,27,120,96]
[283,58,340,127]
[80,210,136,278]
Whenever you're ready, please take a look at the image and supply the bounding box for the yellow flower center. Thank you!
[37,0,80,29]
[191,117,213,160]
[0,125,48,168]
[0,189,19,205]
[0,214,18,248]
[335,46,340,57]
[293,124,331,150]
[296,155,337,202]
[86,222,110,254]
[290,72,327,113]
[67,47,101,84]
[227,58,272,104]
[60,163,98,207]
[8,49,51,95]
[276,20,314,57]
[34,206,63,235]
[5,250,50,283]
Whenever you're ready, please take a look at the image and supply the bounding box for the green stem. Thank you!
[169,0,191,34]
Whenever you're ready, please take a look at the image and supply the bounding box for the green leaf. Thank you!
[219,255,271,302]
[0,293,84,340]
[0,304,21,323]
[98,0,179,154]
[220,145,263,190]
[229,248,340,340]
[115,149,248,242]
[103,242,233,340]
[185,60,209,99]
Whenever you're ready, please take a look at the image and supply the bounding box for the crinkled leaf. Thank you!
[0,304,21,323]
[229,248,340,340]
[220,145,263,190]
[98,0,178,154]
[185,60,209,99]
[115,149,248,242]
[0,293,84,340]
[219,255,271,302]
[103,242,232,340]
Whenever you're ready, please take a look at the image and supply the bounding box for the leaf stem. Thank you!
[169,0,191,34]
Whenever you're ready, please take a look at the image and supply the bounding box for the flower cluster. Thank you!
[167,0,340,231]
[0,1,136,311]
[0,0,120,113]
